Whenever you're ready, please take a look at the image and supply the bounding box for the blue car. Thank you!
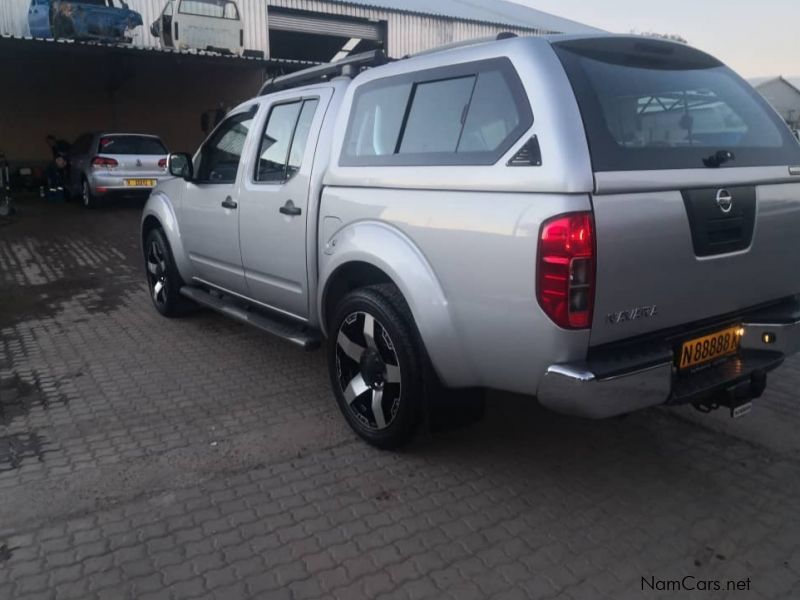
[29,0,143,42]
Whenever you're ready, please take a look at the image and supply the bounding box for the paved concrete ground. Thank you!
[1,197,799,600]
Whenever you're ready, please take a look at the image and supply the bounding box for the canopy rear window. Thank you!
[553,38,800,172]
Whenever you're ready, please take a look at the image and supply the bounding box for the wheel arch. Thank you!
[140,192,192,281]
[318,221,476,388]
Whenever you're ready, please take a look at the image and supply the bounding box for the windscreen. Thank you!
[98,136,168,156]
[553,38,800,171]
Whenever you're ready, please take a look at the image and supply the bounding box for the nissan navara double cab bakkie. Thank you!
[142,35,800,448]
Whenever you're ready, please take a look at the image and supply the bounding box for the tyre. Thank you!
[81,178,97,209]
[328,285,425,449]
[144,227,190,318]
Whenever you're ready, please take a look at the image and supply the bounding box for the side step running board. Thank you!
[179,286,321,351]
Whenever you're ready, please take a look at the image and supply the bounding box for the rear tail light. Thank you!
[537,212,595,329]
[91,156,118,168]
[158,158,167,169]
[240,29,244,46]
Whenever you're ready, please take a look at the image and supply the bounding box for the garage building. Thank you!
[750,76,800,132]
[0,0,599,166]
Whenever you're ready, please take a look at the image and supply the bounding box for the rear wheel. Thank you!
[81,178,96,209]
[328,285,425,449]
[144,228,189,318]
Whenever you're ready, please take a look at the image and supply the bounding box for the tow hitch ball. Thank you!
[693,370,767,419]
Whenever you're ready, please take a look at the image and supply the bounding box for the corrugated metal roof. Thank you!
[0,33,316,68]
[324,0,602,33]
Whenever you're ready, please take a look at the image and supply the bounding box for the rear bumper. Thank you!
[89,173,165,195]
[537,299,800,419]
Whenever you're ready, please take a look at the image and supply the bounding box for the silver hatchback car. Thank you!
[69,133,169,208]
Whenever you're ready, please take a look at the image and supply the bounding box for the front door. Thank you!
[180,106,258,295]
[161,0,174,47]
[238,92,329,319]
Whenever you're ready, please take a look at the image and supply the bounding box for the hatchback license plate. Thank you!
[124,179,156,187]
[679,325,742,370]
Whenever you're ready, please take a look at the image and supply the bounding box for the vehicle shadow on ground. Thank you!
[405,389,794,511]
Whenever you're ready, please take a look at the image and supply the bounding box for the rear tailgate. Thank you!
[552,37,800,346]
[591,178,800,345]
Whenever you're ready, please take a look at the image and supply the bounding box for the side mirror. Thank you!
[168,153,194,181]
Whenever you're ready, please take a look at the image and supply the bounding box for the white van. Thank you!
[151,0,243,55]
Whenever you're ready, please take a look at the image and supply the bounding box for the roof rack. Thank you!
[259,50,389,96]
[408,32,518,58]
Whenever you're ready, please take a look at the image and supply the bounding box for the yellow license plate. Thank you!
[124,179,156,187]
[678,325,742,370]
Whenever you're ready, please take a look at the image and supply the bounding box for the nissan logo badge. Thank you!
[716,189,733,214]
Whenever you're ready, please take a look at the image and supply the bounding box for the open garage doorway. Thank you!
[0,36,309,171]
[268,8,386,63]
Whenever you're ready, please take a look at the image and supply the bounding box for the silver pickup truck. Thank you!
[142,34,800,448]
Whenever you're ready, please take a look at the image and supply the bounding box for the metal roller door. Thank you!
[268,9,384,42]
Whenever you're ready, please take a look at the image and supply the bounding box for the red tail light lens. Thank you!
[91,156,118,168]
[158,158,168,169]
[537,212,595,329]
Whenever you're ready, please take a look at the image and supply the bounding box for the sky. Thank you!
[512,0,799,79]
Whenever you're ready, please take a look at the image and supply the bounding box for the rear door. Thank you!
[237,90,330,319]
[553,38,800,346]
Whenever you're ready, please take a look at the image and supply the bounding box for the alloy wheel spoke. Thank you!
[371,388,386,429]
[343,373,370,405]
[363,314,378,351]
[385,364,401,384]
[337,331,366,364]
[153,280,164,303]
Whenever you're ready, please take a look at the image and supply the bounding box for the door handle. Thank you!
[221,196,237,210]
[280,200,302,217]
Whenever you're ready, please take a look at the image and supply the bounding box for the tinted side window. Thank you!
[287,100,320,179]
[459,70,523,153]
[344,82,412,159]
[255,99,319,183]
[399,77,476,154]
[256,102,302,182]
[341,58,532,167]
[196,109,255,183]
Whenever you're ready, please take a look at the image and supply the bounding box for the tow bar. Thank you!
[693,369,767,419]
